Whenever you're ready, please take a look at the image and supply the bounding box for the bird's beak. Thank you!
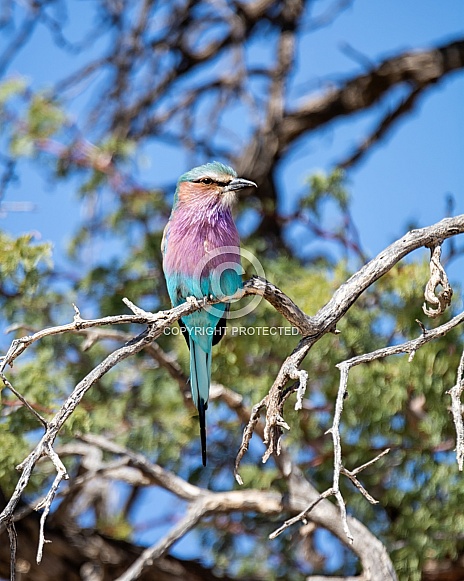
[224,177,257,192]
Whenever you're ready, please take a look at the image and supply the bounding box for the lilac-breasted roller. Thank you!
[162,162,256,465]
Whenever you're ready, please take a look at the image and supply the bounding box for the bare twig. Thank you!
[0,373,48,428]
[234,397,267,485]
[114,502,207,581]
[340,449,390,504]
[270,488,335,540]
[5,519,17,581]
[423,244,453,318]
[35,443,69,564]
[336,311,464,372]
[448,349,464,470]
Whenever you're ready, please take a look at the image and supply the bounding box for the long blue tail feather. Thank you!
[198,398,207,466]
[190,338,211,465]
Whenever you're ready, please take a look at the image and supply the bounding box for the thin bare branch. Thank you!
[447,349,464,470]
[338,87,422,169]
[234,397,268,484]
[114,502,206,581]
[35,443,69,564]
[336,311,464,370]
[423,244,453,318]
[269,488,334,540]
[5,519,17,581]
[340,449,391,504]
[0,373,48,428]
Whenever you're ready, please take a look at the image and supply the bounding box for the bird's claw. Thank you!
[186,295,200,308]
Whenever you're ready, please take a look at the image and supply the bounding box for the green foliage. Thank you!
[0,231,64,493]
[0,77,27,106]
[0,79,67,158]
[97,512,133,540]
[0,231,53,322]
[300,168,349,216]
[28,94,66,139]
[0,231,52,280]
[0,424,30,494]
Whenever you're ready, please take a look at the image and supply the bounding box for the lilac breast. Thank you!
[163,203,240,277]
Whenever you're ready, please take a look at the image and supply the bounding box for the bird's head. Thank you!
[175,162,257,207]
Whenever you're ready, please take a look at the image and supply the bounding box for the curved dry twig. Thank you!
[423,243,453,317]
[448,349,464,471]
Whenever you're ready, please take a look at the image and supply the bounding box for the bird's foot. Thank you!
[186,295,204,308]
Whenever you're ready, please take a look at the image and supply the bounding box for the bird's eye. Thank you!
[200,177,213,185]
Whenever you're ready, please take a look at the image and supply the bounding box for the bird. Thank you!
[162,162,257,465]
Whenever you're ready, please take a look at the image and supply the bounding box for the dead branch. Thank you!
[423,243,453,317]
[279,39,464,151]
[448,349,464,471]
[76,433,396,581]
